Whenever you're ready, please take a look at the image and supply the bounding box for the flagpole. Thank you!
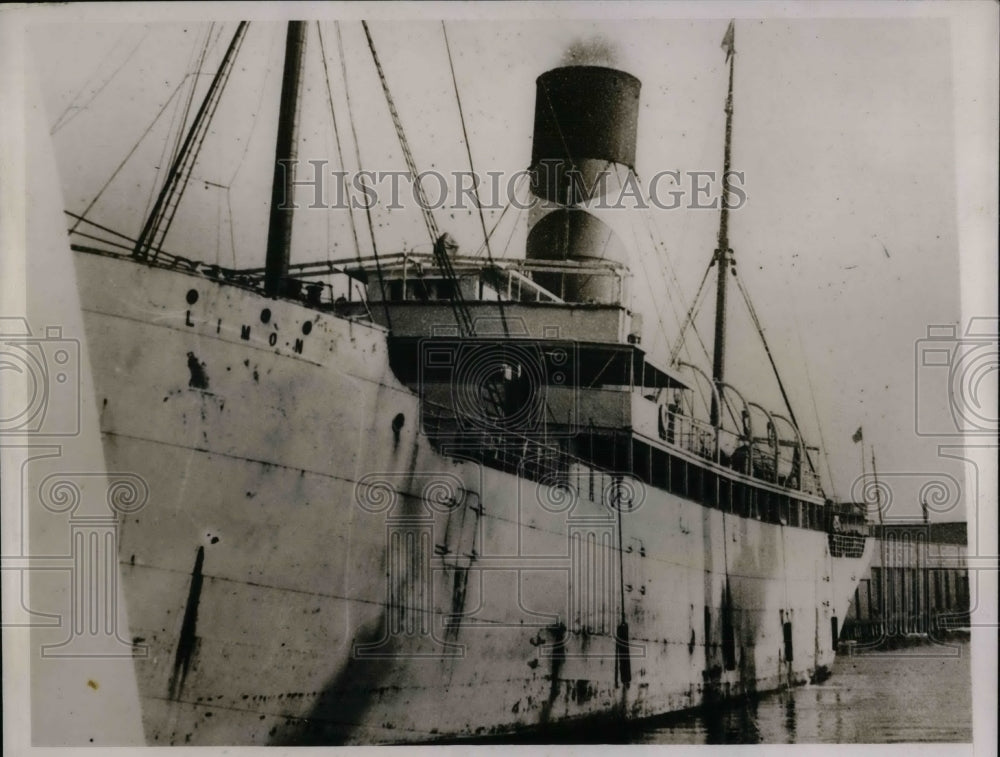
[858,430,867,510]
[871,446,883,526]
[871,443,885,639]
[711,20,736,428]
[860,436,866,485]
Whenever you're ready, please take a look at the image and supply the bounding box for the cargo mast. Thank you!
[264,21,308,298]
[711,20,736,427]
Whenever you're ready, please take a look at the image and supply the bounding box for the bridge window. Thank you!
[633,440,651,484]
[719,478,732,513]
[670,457,686,497]
[652,447,668,489]
[689,464,702,503]
[734,483,747,517]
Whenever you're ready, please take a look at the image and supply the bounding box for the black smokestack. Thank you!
[529,65,641,205]
[525,53,641,303]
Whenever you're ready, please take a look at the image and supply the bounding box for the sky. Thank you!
[27,12,980,521]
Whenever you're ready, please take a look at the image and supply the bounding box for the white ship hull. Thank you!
[76,249,871,744]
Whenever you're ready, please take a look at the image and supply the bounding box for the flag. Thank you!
[721,20,735,61]
[852,426,863,444]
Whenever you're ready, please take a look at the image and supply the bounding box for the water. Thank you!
[626,638,972,744]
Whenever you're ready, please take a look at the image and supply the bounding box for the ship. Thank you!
[62,19,873,744]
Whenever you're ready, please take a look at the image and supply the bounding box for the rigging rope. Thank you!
[68,76,188,236]
[623,174,729,425]
[793,292,837,499]
[228,27,280,186]
[618,172,720,424]
[442,23,491,262]
[336,22,392,330]
[668,256,715,366]
[168,25,214,173]
[626,185,677,352]
[141,30,207,227]
[442,21,508,338]
[361,21,477,337]
[474,171,529,258]
[361,20,439,246]
[633,175,704,339]
[133,21,249,261]
[498,180,530,259]
[733,271,816,475]
[69,231,134,254]
[317,22,363,265]
[51,27,151,135]
[64,211,139,246]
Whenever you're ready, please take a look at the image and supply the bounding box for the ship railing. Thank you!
[421,397,849,536]
[70,234,377,317]
[502,257,629,306]
[828,532,868,558]
[421,394,824,502]
[324,251,629,306]
[423,409,644,515]
[657,406,822,496]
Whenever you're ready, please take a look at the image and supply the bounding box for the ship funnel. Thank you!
[527,65,641,303]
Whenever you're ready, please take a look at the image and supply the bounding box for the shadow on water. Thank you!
[703,697,763,744]
[439,695,769,745]
[784,691,796,741]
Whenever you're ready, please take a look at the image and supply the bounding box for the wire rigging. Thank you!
[668,256,715,366]
[615,173,726,425]
[796,308,837,499]
[228,27,281,186]
[317,22,363,265]
[499,178,531,259]
[50,27,131,132]
[442,21,509,337]
[633,176,697,322]
[133,21,250,261]
[473,171,529,258]
[631,172,714,369]
[68,76,188,236]
[336,22,392,330]
[442,23,491,262]
[168,25,215,174]
[51,27,150,135]
[361,21,477,337]
[733,270,816,475]
[142,27,208,223]
[361,20,439,245]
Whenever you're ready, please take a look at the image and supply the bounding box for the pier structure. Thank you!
[841,521,969,643]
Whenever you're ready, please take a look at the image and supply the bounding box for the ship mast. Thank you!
[711,21,736,428]
[264,21,308,298]
[131,22,249,261]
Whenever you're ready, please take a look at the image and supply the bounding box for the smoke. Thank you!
[559,35,619,68]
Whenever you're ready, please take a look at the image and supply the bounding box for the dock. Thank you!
[840,521,969,643]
